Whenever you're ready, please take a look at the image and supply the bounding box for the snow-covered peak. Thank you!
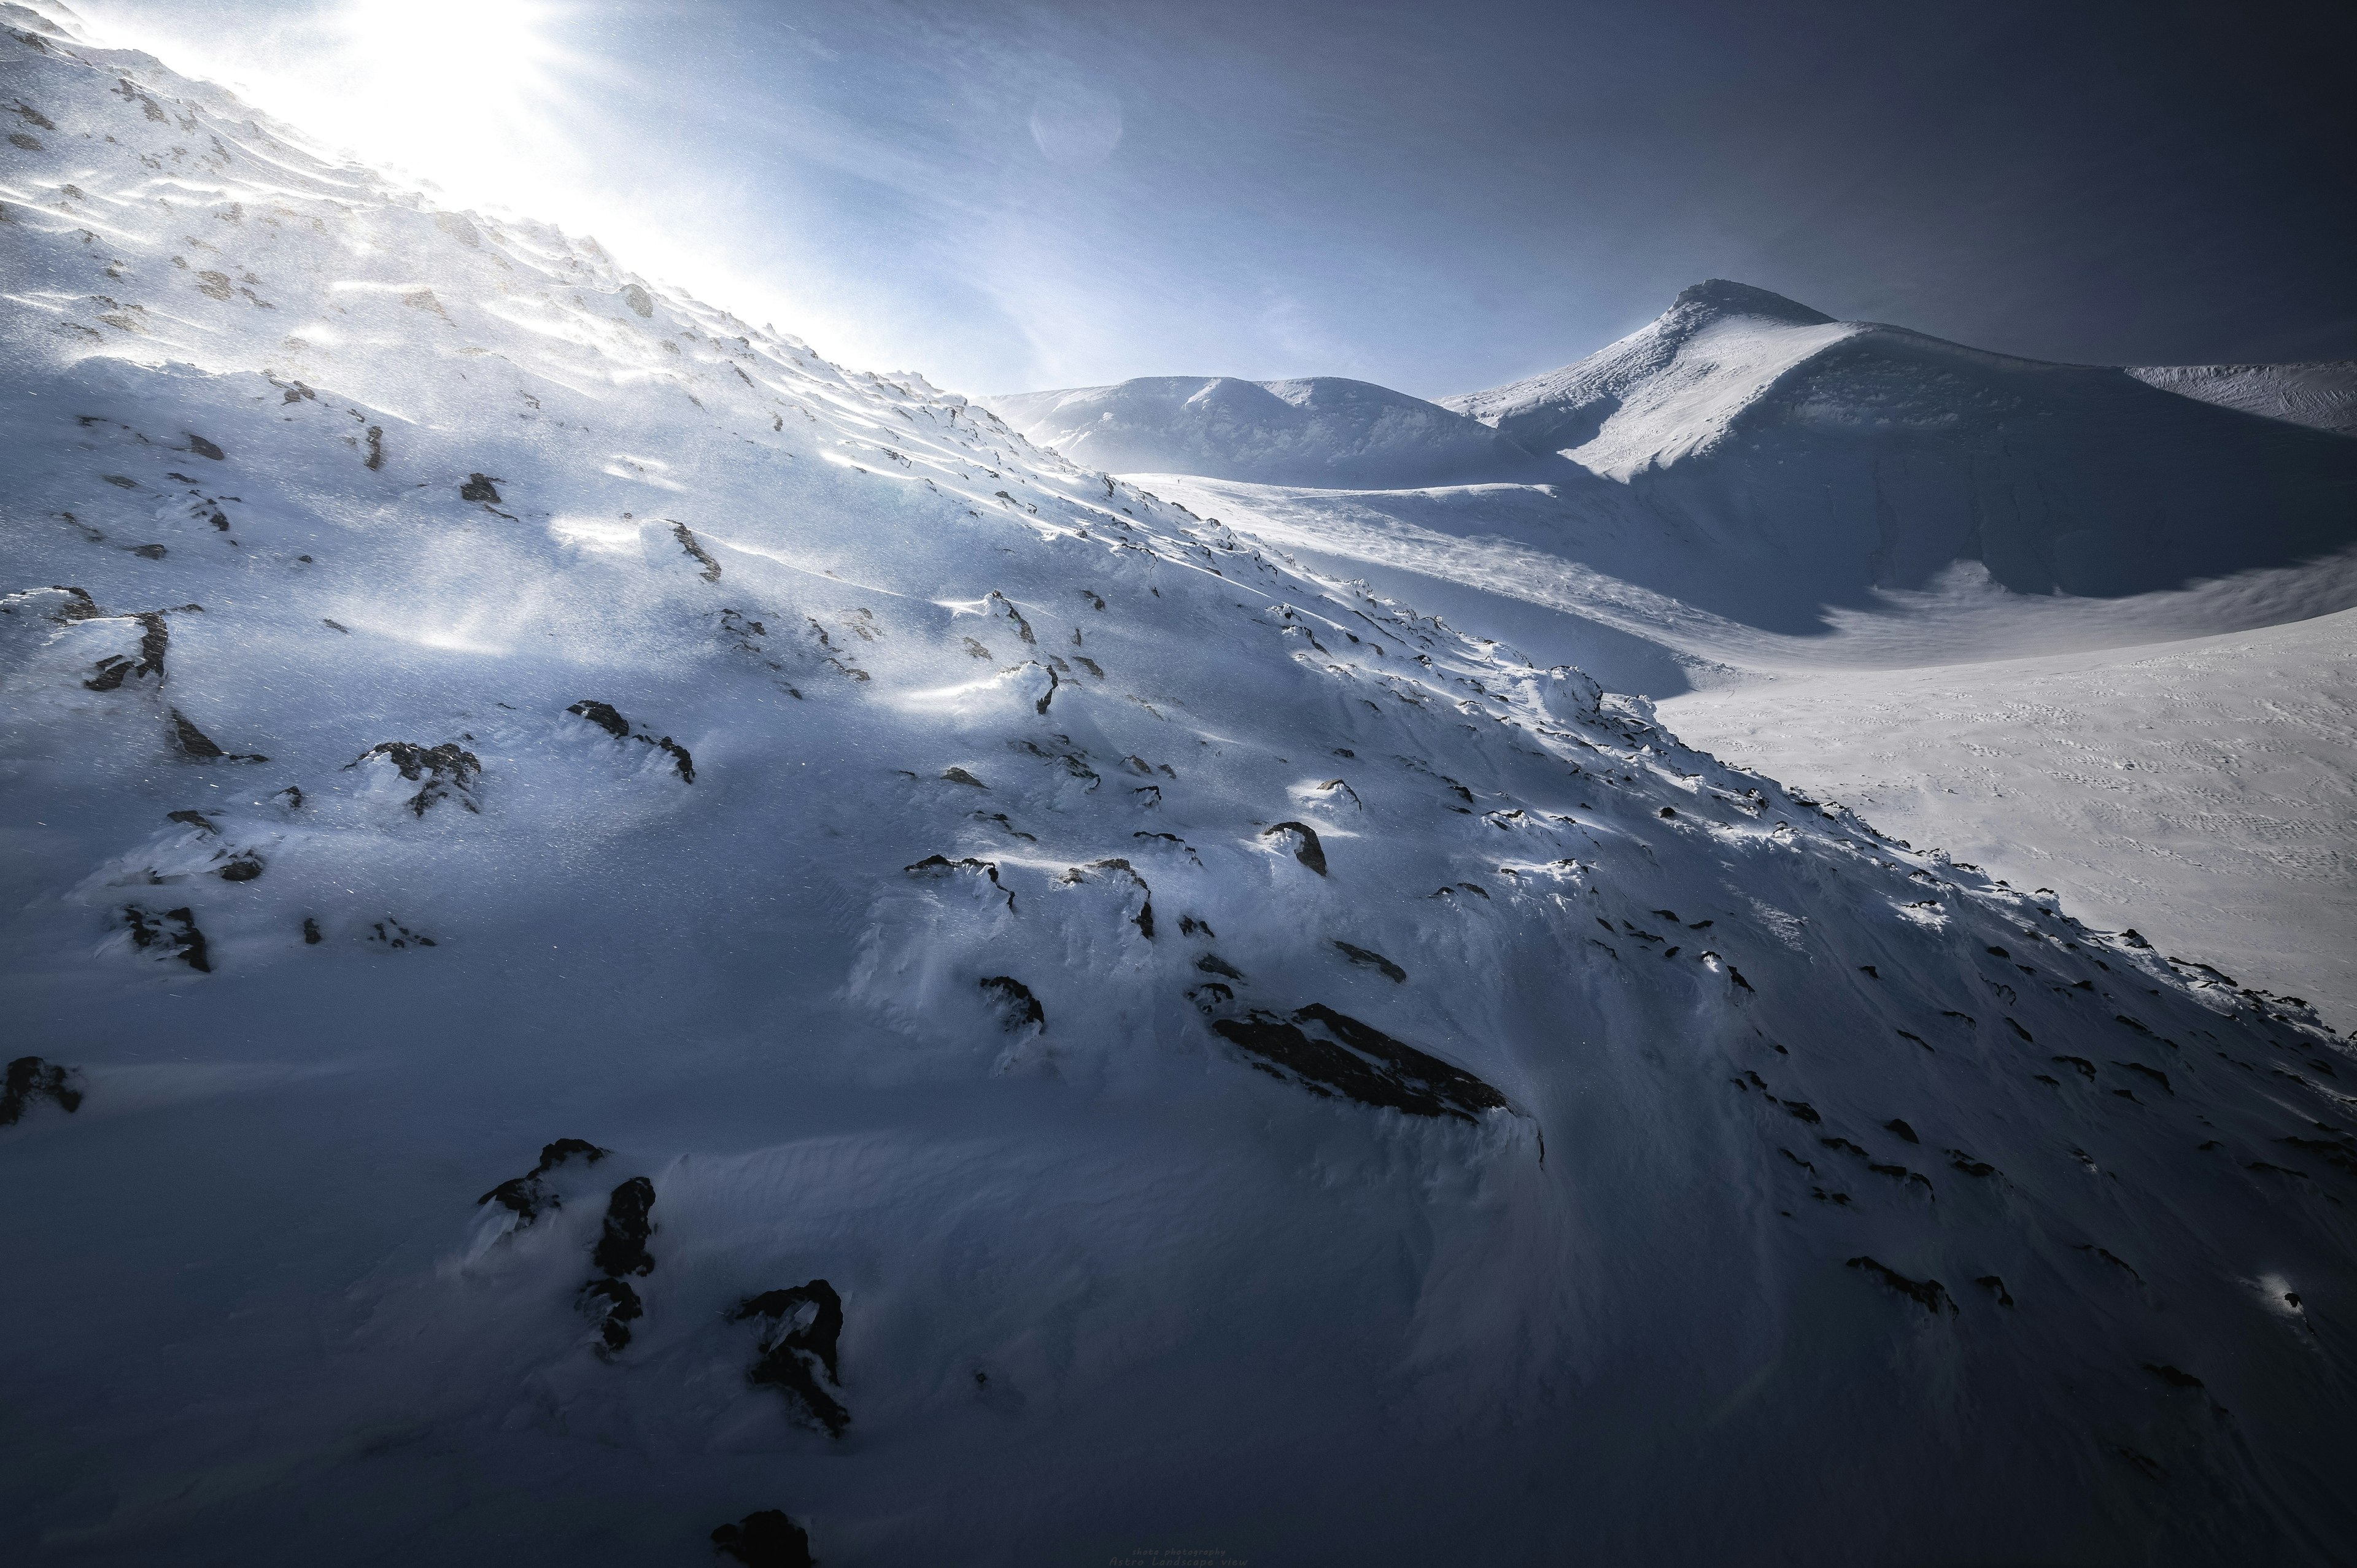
[985,373,1558,488]
[1439,279,1867,477]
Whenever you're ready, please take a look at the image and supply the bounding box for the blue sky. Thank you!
[74,0,2356,398]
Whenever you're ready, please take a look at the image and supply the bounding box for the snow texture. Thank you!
[2,10,2355,1566]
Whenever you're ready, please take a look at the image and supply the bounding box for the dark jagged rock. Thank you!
[1333,940,1406,983]
[904,854,1013,909]
[2115,1061,2172,1094]
[2143,1362,2205,1390]
[733,1281,850,1436]
[566,701,696,782]
[1778,1100,1822,1125]
[673,520,723,582]
[2053,1055,2096,1079]
[1212,1004,1509,1123]
[1261,821,1327,875]
[1847,1256,1957,1315]
[1946,1149,1997,1178]
[459,473,502,503]
[579,1276,643,1354]
[185,433,224,460]
[1063,859,1153,937]
[592,1176,657,1279]
[2,1056,83,1126]
[941,767,986,787]
[366,919,436,949]
[1884,1118,1920,1143]
[347,741,481,816]
[84,610,169,691]
[475,1138,613,1225]
[124,904,209,971]
[167,808,218,833]
[979,975,1044,1029]
[302,916,322,944]
[1977,1275,2015,1307]
[710,1510,815,1568]
[217,854,263,881]
[567,699,630,738]
[1196,952,1245,980]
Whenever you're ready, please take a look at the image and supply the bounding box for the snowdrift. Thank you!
[3,10,2354,1565]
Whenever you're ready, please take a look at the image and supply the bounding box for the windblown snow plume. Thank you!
[2,10,2352,1564]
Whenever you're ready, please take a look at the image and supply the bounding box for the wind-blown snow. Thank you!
[3,10,2355,1566]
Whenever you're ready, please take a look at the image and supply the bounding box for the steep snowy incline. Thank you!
[4,14,2356,1566]
[985,374,1562,489]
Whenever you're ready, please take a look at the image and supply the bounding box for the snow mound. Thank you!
[985,374,1558,487]
[3,13,2355,1564]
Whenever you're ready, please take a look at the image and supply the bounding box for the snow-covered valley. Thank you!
[4,9,2356,1566]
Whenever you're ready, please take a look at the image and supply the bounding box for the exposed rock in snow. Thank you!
[2,12,2353,1566]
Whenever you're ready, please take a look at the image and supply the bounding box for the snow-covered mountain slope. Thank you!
[985,374,1560,489]
[2127,361,2357,439]
[5,13,2356,1566]
[1435,280,2357,614]
[1663,608,2357,1032]
[1439,278,1854,475]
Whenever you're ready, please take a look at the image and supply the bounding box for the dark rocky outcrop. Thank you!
[1847,1256,1957,1315]
[733,1281,850,1436]
[168,705,265,762]
[124,904,209,971]
[576,1175,657,1356]
[673,521,723,582]
[1212,1004,1509,1123]
[1062,859,1152,937]
[1333,941,1406,983]
[347,741,481,816]
[579,1276,643,1355]
[979,975,1044,1029]
[84,611,168,690]
[593,1176,657,1279]
[459,473,502,503]
[2,1056,83,1126]
[567,701,695,782]
[1261,821,1327,875]
[710,1510,815,1567]
[904,854,1013,909]
[476,1138,612,1226]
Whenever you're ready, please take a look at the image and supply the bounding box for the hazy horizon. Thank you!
[58,0,2357,400]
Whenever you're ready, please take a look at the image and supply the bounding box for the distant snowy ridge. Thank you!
[985,374,1559,488]
[2126,360,2357,439]
[2,8,2355,1566]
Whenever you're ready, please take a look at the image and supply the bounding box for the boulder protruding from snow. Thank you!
[710,1509,815,1567]
[2,1056,83,1127]
[1212,1004,1511,1124]
[732,1280,850,1437]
